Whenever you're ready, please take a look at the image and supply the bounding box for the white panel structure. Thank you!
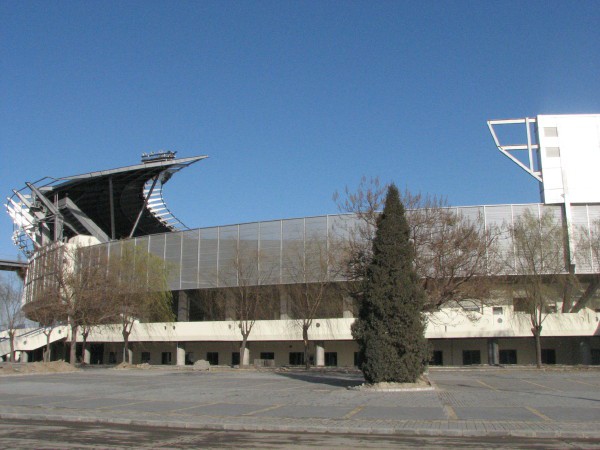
[489,114,600,205]
[537,115,600,204]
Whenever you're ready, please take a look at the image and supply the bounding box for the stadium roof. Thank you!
[6,154,207,255]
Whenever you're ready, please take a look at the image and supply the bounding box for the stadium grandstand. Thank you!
[2,115,600,367]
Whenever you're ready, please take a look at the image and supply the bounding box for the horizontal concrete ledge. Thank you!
[2,413,599,440]
[348,386,435,392]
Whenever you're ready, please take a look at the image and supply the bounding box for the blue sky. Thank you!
[1,1,599,260]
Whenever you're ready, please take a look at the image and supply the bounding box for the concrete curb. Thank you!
[2,412,600,440]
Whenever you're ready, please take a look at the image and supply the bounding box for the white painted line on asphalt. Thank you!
[475,379,499,391]
[520,379,561,392]
[444,405,458,420]
[95,399,156,410]
[525,406,553,421]
[242,404,284,416]
[170,402,221,412]
[342,405,364,419]
[567,378,600,388]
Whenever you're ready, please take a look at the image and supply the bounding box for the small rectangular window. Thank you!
[260,352,274,360]
[324,352,338,367]
[462,350,481,365]
[206,352,219,366]
[545,147,560,158]
[141,352,151,363]
[185,352,194,365]
[493,307,503,315]
[591,349,600,365]
[544,127,558,137]
[429,351,443,366]
[499,349,517,364]
[161,352,172,365]
[541,349,556,365]
[289,352,304,365]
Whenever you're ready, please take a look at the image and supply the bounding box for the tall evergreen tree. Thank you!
[351,184,428,383]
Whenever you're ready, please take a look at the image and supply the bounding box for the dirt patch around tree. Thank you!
[348,374,434,391]
[0,361,79,376]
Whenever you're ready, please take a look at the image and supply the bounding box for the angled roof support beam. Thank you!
[25,182,61,215]
[128,175,159,238]
[58,197,110,243]
[108,176,116,240]
[25,182,64,242]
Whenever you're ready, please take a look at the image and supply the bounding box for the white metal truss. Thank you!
[487,117,542,182]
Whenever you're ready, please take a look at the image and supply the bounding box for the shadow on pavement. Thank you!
[274,369,365,388]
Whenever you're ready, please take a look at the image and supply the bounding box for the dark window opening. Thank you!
[141,352,151,364]
[161,352,172,365]
[462,350,481,365]
[430,350,443,366]
[185,352,194,365]
[206,352,219,366]
[499,349,517,365]
[260,352,274,360]
[324,352,337,367]
[289,352,304,365]
[541,349,556,365]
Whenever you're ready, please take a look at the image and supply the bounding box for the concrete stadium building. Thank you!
[3,115,600,367]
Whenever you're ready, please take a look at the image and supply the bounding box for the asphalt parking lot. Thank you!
[0,366,599,440]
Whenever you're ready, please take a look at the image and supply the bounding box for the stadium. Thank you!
[2,114,600,367]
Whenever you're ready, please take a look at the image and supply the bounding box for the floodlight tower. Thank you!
[488,114,600,270]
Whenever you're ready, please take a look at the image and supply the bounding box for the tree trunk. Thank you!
[122,330,130,363]
[44,331,52,362]
[303,325,310,369]
[69,324,78,365]
[532,326,542,368]
[9,331,15,362]
[81,331,88,365]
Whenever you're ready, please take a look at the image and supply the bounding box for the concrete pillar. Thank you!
[279,290,289,319]
[127,348,133,364]
[20,351,29,363]
[315,342,325,367]
[84,347,91,364]
[342,296,354,318]
[177,291,190,322]
[176,342,186,366]
[487,338,499,365]
[579,339,591,365]
[241,346,250,366]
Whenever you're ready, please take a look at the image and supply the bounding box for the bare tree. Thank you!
[77,250,116,364]
[332,176,386,286]
[283,235,340,369]
[408,193,499,312]
[334,177,499,313]
[25,243,111,365]
[569,218,600,313]
[0,274,24,362]
[108,243,174,363]
[506,209,572,368]
[24,284,64,362]
[221,241,276,367]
